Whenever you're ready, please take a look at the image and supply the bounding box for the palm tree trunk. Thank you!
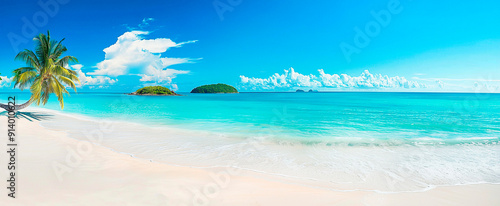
[0,100,32,111]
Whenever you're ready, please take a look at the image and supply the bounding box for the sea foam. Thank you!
[36,108,500,193]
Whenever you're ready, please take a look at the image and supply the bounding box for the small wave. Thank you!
[30,107,500,193]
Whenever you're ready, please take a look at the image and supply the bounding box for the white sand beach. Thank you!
[0,108,499,206]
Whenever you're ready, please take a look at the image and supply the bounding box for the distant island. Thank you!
[296,89,318,93]
[129,86,180,96]
[191,83,238,93]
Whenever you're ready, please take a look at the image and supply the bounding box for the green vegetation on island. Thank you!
[191,83,238,93]
[296,89,318,93]
[131,86,179,95]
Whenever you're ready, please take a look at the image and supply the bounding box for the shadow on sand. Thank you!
[0,111,54,122]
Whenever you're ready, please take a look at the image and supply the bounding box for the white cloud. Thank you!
[413,75,500,91]
[436,80,444,88]
[170,84,179,91]
[0,76,12,88]
[473,82,500,93]
[124,17,156,31]
[70,64,117,87]
[89,30,196,84]
[138,68,189,84]
[240,68,425,90]
[139,18,155,29]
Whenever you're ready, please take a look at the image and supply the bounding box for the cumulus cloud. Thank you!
[473,82,500,93]
[436,80,445,88]
[69,64,117,87]
[89,30,196,84]
[170,84,179,91]
[240,68,425,90]
[138,68,189,84]
[0,76,12,88]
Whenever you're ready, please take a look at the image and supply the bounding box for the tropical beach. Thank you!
[0,92,498,205]
[0,106,498,205]
[2,0,500,205]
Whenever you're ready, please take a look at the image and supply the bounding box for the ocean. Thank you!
[2,92,499,192]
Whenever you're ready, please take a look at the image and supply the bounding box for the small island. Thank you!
[296,89,305,93]
[129,86,180,96]
[191,83,238,93]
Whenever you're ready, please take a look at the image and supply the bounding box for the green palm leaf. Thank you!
[12,31,80,109]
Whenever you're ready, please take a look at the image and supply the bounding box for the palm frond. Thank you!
[14,50,41,69]
[50,38,67,59]
[56,56,78,67]
[29,76,43,105]
[12,67,37,90]
[58,76,77,91]
[15,31,80,110]
[51,76,69,109]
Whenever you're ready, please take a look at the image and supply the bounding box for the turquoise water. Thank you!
[1,92,499,191]
[6,92,500,144]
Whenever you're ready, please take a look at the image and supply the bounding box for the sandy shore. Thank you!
[0,109,499,205]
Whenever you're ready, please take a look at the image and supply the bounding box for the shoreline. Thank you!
[23,107,500,193]
[1,108,499,205]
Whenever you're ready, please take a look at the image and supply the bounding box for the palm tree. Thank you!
[0,31,80,111]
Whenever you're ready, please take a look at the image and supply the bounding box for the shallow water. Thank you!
[2,92,499,192]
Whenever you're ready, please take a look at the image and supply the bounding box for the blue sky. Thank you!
[1,0,500,92]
